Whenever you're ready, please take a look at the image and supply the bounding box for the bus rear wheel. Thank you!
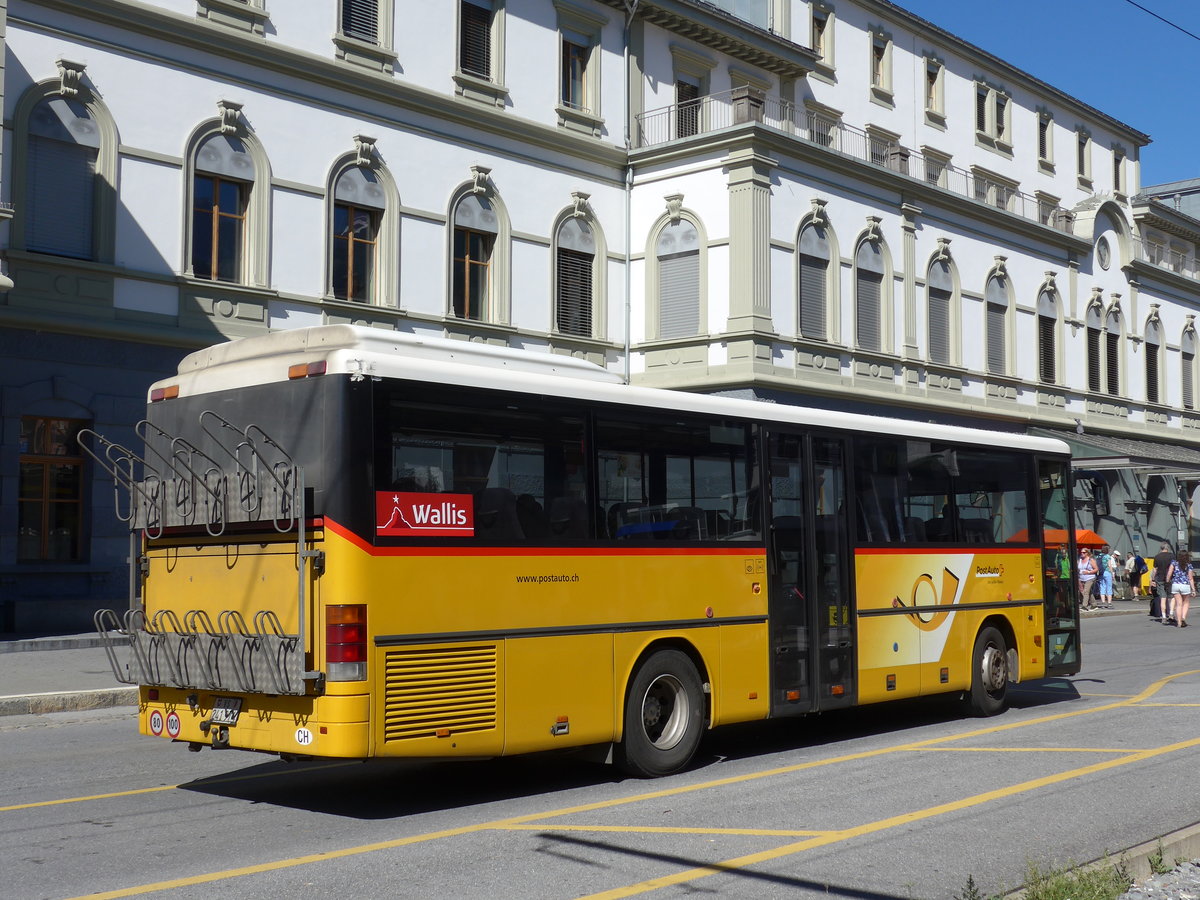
[616,649,705,778]
[967,626,1009,717]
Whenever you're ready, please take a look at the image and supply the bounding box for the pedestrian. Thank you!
[1078,547,1098,610]
[1112,550,1125,600]
[1095,544,1114,609]
[1126,551,1146,598]
[1150,541,1174,621]
[1167,550,1195,627]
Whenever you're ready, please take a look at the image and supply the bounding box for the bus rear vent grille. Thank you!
[382,645,498,742]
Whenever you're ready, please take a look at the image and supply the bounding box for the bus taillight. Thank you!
[326,604,367,682]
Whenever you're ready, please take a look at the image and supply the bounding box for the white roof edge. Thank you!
[159,326,1070,455]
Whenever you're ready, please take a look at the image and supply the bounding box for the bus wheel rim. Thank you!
[981,643,1007,693]
[641,673,689,750]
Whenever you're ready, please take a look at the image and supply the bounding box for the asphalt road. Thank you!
[3,612,1198,900]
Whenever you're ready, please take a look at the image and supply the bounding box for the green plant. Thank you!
[1022,857,1133,900]
[1149,840,1171,875]
[953,874,985,900]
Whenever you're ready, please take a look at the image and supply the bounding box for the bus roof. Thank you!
[158,325,1069,455]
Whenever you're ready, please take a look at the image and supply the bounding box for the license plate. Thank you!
[210,696,242,726]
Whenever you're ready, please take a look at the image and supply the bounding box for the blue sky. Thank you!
[890,0,1200,188]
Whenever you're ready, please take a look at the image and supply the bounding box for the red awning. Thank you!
[1010,528,1106,549]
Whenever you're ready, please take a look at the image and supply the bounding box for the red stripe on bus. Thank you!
[322,517,763,558]
[855,546,1039,556]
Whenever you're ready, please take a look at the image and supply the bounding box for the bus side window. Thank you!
[476,487,524,540]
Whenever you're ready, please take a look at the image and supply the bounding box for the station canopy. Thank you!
[1033,429,1200,478]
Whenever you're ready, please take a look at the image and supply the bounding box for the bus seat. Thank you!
[962,519,992,544]
[516,494,548,540]
[668,506,708,540]
[924,516,951,541]
[549,496,588,538]
[904,517,927,542]
[608,502,641,538]
[475,487,524,540]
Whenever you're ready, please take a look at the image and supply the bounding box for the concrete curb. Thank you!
[1003,821,1200,897]
[0,687,138,717]
[0,636,111,652]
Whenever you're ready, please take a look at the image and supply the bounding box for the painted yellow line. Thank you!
[67,668,1200,899]
[498,824,832,837]
[918,746,1149,754]
[1140,702,1200,708]
[0,761,356,813]
[579,735,1200,899]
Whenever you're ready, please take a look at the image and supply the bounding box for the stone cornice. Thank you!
[631,121,1092,254]
[1132,197,1200,242]
[18,0,628,175]
[597,0,817,80]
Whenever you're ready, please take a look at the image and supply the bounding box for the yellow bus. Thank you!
[89,325,1080,777]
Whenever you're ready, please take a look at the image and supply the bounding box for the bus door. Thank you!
[1039,457,1081,674]
[766,431,856,715]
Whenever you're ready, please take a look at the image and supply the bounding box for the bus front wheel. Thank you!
[967,626,1009,717]
[616,649,705,778]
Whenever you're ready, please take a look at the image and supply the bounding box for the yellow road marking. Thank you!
[918,746,1148,754]
[64,668,1200,899]
[499,824,832,837]
[579,735,1200,899]
[0,761,356,812]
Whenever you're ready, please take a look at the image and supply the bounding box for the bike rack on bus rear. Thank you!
[82,414,316,698]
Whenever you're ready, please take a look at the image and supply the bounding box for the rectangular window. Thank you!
[853,438,1031,546]
[556,247,593,336]
[994,94,1008,141]
[925,61,942,114]
[561,39,589,111]
[976,86,988,133]
[812,10,828,58]
[1038,114,1051,162]
[377,387,587,543]
[192,174,246,282]
[459,0,492,79]
[18,416,86,562]
[1113,150,1125,194]
[1077,132,1092,183]
[453,227,493,320]
[332,203,379,302]
[675,79,700,139]
[341,0,380,43]
[596,415,758,542]
[1106,331,1120,395]
[1038,315,1056,384]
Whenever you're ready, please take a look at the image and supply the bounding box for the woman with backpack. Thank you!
[1167,550,1195,627]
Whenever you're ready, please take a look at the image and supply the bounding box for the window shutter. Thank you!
[1038,315,1056,383]
[675,80,700,138]
[975,88,987,132]
[856,269,881,351]
[1183,350,1195,410]
[1106,331,1120,395]
[798,253,827,340]
[460,0,492,78]
[928,286,950,364]
[27,134,96,259]
[658,252,699,339]
[1087,328,1101,392]
[341,0,379,43]
[556,247,593,337]
[1147,344,1160,404]
[986,301,1007,375]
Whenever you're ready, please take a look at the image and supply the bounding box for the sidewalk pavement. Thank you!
[0,633,137,716]
[0,597,1159,717]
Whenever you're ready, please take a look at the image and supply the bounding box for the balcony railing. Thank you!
[635,88,1076,235]
[1136,238,1200,280]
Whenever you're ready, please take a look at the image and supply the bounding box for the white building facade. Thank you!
[2,0,1198,629]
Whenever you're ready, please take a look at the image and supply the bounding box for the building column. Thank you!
[725,143,777,335]
[901,202,921,360]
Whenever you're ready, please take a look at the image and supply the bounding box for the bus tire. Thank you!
[967,626,1009,717]
[616,649,705,778]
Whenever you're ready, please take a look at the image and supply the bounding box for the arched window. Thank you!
[1105,308,1121,395]
[555,216,596,337]
[1037,290,1057,384]
[927,260,953,365]
[1145,320,1161,405]
[656,219,701,339]
[190,134,256,283]
[798,224,830,340]
[24,96,100,259]
[331,166,385,302]
[1086,304,1103,393]
[985,275,1009,375]
[855,240,885,351]
[452,193,498,320]
[1183,329,1196,410]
